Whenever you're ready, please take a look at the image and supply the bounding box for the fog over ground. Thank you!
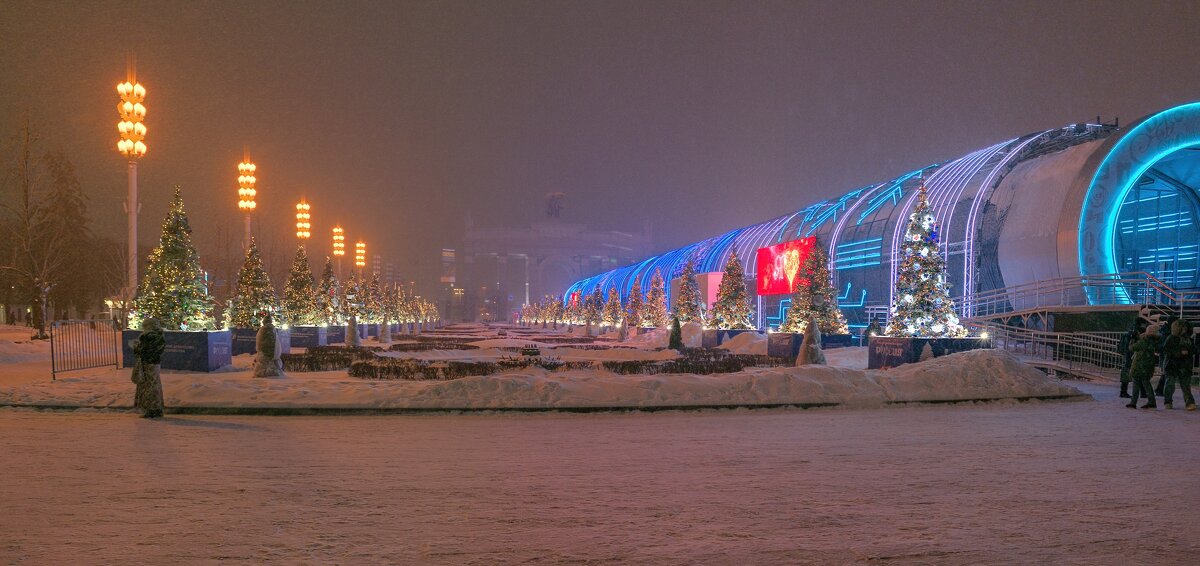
[2,0,1198,293]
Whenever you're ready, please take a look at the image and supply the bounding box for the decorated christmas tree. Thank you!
[710,250,754,330]
[316,257,339,324]
[780,242,848,334]
[674,259,703,324]
[625,279,644,328]
[282,245,321,326]
[564,294,583,325]
[886,186,966,337]
[584,287,604,327]
[228,240,279,328]
[132,187,215,330]
[602,287,623,327]
[642,270,669,328]
[363,272,383,323]
[341,274,363,322]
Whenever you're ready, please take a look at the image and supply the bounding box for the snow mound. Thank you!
[717,332,767,355]
[0,349,1084,411]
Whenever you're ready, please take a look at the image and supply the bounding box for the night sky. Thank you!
[2,0,1198,293]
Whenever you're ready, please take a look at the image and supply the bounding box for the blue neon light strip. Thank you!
[858,170,921,225]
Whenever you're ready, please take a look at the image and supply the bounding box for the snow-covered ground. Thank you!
[0,348,1082,411]
[1,381,1196,564]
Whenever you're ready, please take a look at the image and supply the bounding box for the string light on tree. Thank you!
[116,70,147,297]
[295,200,311,240]
[886,186,966,338]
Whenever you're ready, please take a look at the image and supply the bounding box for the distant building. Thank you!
[448,196,652,321]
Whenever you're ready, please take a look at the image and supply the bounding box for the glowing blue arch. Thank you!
[1079,102,1200,299]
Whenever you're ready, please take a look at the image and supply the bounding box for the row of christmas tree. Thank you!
[520,246,849,334]
[130,188,438,330]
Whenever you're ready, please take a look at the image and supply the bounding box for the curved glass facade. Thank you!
[564,104,1200,328]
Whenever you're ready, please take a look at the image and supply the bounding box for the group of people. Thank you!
[1119,317,1195,410]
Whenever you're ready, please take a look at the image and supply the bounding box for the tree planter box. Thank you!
[326,325,346,344]
[701,329,719,349]
[122,329,233,372]
[768,333,853,357]
[231,328,291,356]
[289,326,327,348]
[868,336,990,369]
[365,323,378,338]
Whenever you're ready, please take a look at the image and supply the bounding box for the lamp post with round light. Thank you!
[116,77,147,298]
[332,226,345,278]
[295,200,311,243]
[355,241,366,276]
[237,159,257,248]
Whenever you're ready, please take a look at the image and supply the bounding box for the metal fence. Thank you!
[49,320,121,380]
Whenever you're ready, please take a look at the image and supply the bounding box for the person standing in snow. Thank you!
[1154,315,1177,397]
[131,318,166,418]
[1118,321,1145,399]
[1127,325,1160,409]
[1161,319,1195,410]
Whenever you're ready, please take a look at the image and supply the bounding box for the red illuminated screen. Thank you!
[755,237,816,295]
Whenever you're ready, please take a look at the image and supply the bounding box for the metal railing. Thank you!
[973,322,1124,380]
[49,320,121,380]
[964,272,1200,320]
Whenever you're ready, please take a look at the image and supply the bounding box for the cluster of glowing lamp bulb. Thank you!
[332,227,345,257]
[237,161,257,210]
[295,201,311,239]
[116,82,147,158]
[355,242,366,268]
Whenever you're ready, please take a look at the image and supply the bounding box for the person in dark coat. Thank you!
[1161,319,1195,410]
[131,318,166,418]
[1127,326,1160,409]
[1154,315,1178,396]
[1118,320,1146,398]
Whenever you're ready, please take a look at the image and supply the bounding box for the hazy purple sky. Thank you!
[2,0,1198,291]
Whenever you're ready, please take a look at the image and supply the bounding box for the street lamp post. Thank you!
[295,200,311,243]
[332,226,345,278]
[355,241,366,276]
[237,159,257,248]
[116,78,147,299]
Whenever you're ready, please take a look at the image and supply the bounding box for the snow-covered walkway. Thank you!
[2,381,1196,564]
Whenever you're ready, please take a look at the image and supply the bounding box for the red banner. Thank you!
[755,237,815,295]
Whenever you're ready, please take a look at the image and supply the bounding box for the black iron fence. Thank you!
[50,320,121,380]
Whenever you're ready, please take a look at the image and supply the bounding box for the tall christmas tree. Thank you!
[625,279,644,328]
[282,245,321,326]
[642,270,669,328]
[316,257,339,324]
[602,287,623,327]
[710,250,754,330]
[674,259,703,324]
[781,242,848,334]
[363,272,383,323]
[886,186,966,337]
[132,187,215,330]
[228,240,279,328]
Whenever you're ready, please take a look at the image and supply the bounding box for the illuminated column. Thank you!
[332,226,345,278]
[237,159,257,248]
[116,77,147,297]
[295,200,311,243]
[355,241,366,275]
